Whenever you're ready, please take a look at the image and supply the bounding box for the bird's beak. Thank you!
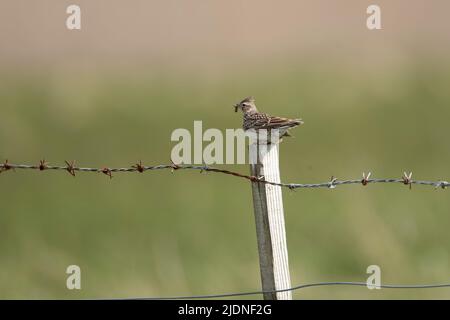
[234,104,239,112]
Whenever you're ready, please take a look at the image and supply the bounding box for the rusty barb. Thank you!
[361,172,371,186]
[0,159,449,191]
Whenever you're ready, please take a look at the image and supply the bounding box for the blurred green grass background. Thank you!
[1,61,450,299]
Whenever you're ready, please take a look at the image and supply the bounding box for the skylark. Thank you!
[234,97,303,141]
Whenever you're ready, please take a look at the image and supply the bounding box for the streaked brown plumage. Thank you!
[234,97,303,138]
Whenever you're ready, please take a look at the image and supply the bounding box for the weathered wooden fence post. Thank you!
[250,140,292,300]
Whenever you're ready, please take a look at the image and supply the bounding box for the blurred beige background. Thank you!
[1,0,449,72]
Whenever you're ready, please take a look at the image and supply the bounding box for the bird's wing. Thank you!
[245,113,303,130]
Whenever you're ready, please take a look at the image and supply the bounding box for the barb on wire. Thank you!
[1,160,450,190]
[132,160,145,173]
[361,172,371,186]
[65,160,76,177]
[328,176,337,189]
[38,159,48,171]
[0,159,13,173]
[403,172,413,190]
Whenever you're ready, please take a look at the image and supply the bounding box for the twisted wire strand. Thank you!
[113,281,450,300]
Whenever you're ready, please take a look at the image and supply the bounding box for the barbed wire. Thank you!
[0,160,449,190]
[3,159,450,299]
[119,281,450,300]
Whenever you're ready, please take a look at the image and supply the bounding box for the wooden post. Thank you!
[250,142,292,300]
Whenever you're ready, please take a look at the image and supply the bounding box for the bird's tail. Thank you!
[288,119,304,127]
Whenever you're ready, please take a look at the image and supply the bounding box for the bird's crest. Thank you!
[234,96,256,112]
[241,96,255,104]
